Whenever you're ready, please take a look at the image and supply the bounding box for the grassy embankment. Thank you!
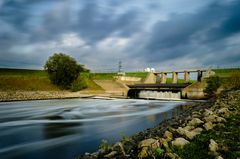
[0,68,239,91]
[0,69,102,91]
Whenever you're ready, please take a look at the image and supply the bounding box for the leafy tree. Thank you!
[204,76,221,96]
[44,53,85,88]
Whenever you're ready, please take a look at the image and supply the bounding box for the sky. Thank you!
[0,0,240,72]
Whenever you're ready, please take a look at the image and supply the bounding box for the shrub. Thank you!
[70,76,88,92]
[229,71,240,89]
[44,53,85,88]
[204,76,221,96]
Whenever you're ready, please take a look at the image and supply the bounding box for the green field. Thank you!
[0,69,103,91]
[213,68,240,77]
[0,68,239,91]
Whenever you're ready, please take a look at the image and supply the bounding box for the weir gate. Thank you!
[127,69,207,100]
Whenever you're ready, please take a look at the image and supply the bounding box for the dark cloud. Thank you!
[142,0,240,64]
[0,0,240,70]
[76,2,142,44]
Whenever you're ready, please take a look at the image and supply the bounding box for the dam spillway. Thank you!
[127,83,190,99]
[139,91,181,100]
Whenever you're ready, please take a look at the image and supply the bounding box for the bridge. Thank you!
[144,69,208,84]
[127,69,211,99]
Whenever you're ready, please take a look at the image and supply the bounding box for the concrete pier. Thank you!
[160,72,167,84]
[172,72,178,84]
[184,71,190,83]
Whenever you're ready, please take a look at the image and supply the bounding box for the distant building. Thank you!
[144,67,155,72]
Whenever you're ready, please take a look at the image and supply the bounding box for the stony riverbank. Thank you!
[78,90,240,159]
[0,90,108,102]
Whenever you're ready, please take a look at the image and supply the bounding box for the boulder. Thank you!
[209,139,219,155]
[187,118,204,127]
[138,138,160,158]
[113,142,125,156]
[204,109,214,117]
[203,122,215,131]
[184,128,202,140]
[215,156,224,159]
[216,116,226,123]
[171,138,190,149]
[104,151,117,158]
[204,115,218,123]
[176,127,202,140]
[159,138,171,152]
[217,108,230,117]
[183,125,195,131]
[165,152,181,159]
[164,131,173,142]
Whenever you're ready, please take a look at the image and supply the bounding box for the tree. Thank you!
[44,53,85,88]
[204,76,221,96]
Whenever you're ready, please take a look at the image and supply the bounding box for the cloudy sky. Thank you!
[0,0,240,72]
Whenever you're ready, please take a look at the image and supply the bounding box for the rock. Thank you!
[192,127,203,134]
[165,152,181,159]
[187,118,204,127]
[215,156,224,159]
[160,138,171,152]
[104,151,117,158]
[209,139,219,155]
[113,142,126,156]
[217,108,230,117]
[216,116,226,123]
[204,115,218,123]
[138,138,160,158]
[171,138,190,149]
[204,122,214,130]
[164,131,173,142]
[138,138,160,148]
[204,109,214,117]
[183,126,194,131]
[176,127,202,140]
[184,128,202,140]
[176,127,185,136]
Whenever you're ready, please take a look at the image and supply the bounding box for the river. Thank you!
[0,98,188,159]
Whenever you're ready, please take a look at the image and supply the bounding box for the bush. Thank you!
[229,72,240,89]
[70,76,88,92]
[44,53,85,88]
[204,76,221,96]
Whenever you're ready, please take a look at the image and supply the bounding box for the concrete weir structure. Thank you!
[128,69,211,100]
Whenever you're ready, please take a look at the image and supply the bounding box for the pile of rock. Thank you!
[79,90,240,159]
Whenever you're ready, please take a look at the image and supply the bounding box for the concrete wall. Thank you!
[115,76,142,82]
[181,81,208,99]
[144,72,157,84]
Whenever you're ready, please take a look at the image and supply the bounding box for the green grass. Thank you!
[173,112,240,159]
[90,73,117,80]
[213,68,240,77]
[125,72,148,79]
[0,68,60,91]
[90,72,148,80]
[0,68,103,91]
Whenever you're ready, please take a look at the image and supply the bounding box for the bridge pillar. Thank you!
[197,70,203,82]
[184,71,190,83]
[172,72,178,84]
[160,72,167,84]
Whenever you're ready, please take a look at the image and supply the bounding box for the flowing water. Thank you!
[0,98,188,159]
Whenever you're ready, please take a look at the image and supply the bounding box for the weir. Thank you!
[139,91,181,100]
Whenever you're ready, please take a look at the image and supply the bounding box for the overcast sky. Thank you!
[0,0,240,72]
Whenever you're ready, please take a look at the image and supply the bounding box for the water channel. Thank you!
[0,98,189,159]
